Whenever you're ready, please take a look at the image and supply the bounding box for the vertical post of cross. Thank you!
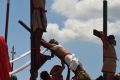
[103,0,108,36]
[30,0,36,80]
[30,0,47,79]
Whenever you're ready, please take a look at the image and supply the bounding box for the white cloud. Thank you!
[108,20,120,35]
[52,0,120,20]
[44,23,78,43]
[44,18,120,43]
[44,0,120,43]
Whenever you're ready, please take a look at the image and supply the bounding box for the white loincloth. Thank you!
[65,54,80,71]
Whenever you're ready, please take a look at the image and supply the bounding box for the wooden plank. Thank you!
[30,0,47,80]
[30,0,36,80]
[18,20,31,33]
[103,0,107,36]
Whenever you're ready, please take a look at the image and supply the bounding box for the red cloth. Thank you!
[51,76,60,80]
[0,36,11,80]
[50,65,63,76]
[50,65,64,80]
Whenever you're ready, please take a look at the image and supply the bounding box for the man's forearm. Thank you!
[99,32,109,46]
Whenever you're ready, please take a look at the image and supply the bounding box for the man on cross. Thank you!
[40,39,91,80]
[94,30,117,80]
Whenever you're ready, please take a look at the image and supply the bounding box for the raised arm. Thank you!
[40,39,55,49]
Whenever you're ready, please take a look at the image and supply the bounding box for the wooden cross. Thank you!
[93,0,108,37]
[11,46,16,71]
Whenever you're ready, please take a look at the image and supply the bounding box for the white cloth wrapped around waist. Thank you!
[64,54,80,71]
[51,45,80,71]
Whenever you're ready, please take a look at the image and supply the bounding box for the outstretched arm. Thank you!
[99,32,109,46]
[40,39,56,49]
[94,30,109,46]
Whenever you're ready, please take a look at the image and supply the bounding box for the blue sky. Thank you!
[0,0,120,80]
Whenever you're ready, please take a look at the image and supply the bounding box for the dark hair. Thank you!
[108,35,115,40]
[49,39,59,45]
[40,71,50,80]
[114,73,120,80]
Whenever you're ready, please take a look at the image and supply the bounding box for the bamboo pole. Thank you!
[5,0,10,43]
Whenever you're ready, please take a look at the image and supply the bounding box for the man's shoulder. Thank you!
[55,45,63,48]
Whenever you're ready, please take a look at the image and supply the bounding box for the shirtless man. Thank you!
[40,39,91,80]
[94,30,117,80]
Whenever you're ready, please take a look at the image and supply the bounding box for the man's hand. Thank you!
[93,29,102,38]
